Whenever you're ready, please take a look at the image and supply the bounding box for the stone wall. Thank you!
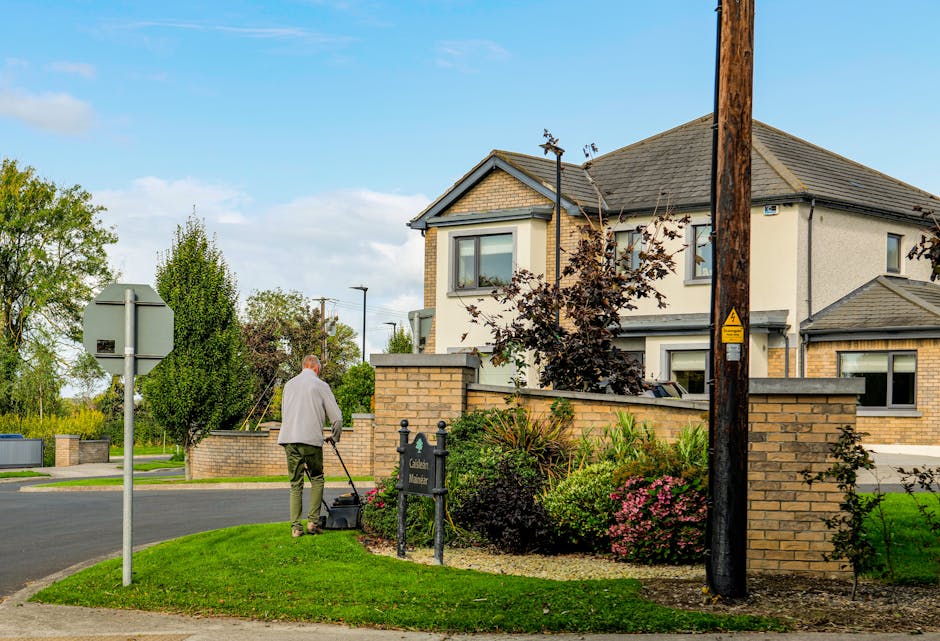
[190,423,374,479]
[54,434,110,467]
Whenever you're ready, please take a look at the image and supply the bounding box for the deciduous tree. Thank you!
[242,288,358,423]
[0,159,116,412]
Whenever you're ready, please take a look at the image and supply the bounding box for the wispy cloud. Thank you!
[120,20,355,47]
[47,61,97,79]
[0,88,94,135]
[95,177,428,353]
[435,39,510,73]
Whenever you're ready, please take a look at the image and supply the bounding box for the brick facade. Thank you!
[441,170,550,216]
[804,338,940,445]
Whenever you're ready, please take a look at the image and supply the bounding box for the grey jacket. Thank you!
[277,369,343,447]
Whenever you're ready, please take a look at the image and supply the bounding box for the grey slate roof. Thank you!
[801,276,940,334]
[409,114,939,228]
[589,115,940,219]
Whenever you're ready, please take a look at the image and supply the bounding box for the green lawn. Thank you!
[0,470,50,478]
[119,460,185,472]
[31,526,780,633]
[110,445,179,457]
[865,492,940,584]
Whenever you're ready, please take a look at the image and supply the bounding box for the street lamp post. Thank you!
[540,131,564,327]
[350,285,368,363]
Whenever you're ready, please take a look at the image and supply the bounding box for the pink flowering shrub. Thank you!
[609,475,707,565]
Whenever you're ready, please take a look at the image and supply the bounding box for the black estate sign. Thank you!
[403,433,436,496]
[397,419,449,565]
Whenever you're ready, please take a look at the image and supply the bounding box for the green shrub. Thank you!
[361,474,443,546]
[0,409,106,466]
[542,460,618,551]
[334,362,375,426]
[482,406,574,481]
[610,475,707,565]
[450,455,555,553]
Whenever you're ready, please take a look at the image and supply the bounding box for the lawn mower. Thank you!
[317,438,363,530]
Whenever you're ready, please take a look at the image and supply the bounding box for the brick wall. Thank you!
[766,347,798,378]
[190,424,374,479]
[54,435,110,466]
[466,385,706,442]
[371,355,859,578]
[55,434,80,467]
[371,353,478,478]
[747,378,861,577]
[805,338,940,445]
[78,439,110,464]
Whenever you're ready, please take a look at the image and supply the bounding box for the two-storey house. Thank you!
[407,115,940,445]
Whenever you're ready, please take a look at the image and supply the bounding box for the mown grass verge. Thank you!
[864,492,940,584]
[0,470,50,478]
[35,475,372,487]
[31,525,780,633]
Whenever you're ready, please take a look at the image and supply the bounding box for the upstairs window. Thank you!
[615,229,643,270]
[839,351,916,408]
[690,223,712,280]
[455,233,513,290]
[886,233,902,273]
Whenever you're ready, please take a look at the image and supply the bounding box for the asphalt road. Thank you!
[0,478,346,598]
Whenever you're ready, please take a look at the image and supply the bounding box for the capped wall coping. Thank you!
[54,434,81,440]
[351,413,375,419]
[372,353,481,368]
[468,383,710,410]
[207,430,275,437]
[749,377,864,396]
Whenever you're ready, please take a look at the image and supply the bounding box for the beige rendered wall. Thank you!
[434,218,547,355]
[805,205,931,316]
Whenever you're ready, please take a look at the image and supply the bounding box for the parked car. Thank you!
[641,380,687,399]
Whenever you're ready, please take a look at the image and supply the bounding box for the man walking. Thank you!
[278,354,343,537]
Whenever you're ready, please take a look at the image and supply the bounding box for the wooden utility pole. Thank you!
[707,0,754,600]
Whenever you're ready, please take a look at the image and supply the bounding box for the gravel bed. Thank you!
[363,539,703,581]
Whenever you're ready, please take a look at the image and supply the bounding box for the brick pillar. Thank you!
[747,378,863,578]
[55,434,81,467]
[371,353,479,478]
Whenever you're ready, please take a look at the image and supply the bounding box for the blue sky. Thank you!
[2,0,939,359]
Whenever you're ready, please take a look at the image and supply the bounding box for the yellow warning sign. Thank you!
[721,308,744,343]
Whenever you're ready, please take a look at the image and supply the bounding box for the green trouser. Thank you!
[284,443,324,530]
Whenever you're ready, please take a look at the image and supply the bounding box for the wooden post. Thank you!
[708,0,754,600]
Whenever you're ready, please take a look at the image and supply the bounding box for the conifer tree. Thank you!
[143,216,252,478]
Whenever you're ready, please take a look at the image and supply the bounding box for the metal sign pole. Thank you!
[122,287,136,587]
